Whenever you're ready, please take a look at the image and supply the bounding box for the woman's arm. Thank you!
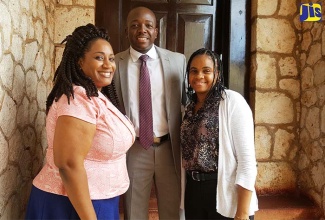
[235,186,252,219]
[53,115,97,220]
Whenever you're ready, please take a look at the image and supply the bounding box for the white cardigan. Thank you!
[181,89,258,218]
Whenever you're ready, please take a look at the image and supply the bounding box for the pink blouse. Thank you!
[33,86,135,199]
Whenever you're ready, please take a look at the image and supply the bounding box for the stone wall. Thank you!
[251,0,325,217]
[0,0,55,219]
[298,0,325,217]
[251,0,300,195]
[0,0,95,219]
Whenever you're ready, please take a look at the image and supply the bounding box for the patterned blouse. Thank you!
[181,93,221,172]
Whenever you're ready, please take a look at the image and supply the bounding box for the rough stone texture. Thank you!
[256,53,277,89]
[256,18,296,53]
[273,129,295,159]
[0,0,56,218]
[278,0,297,16]
[54,7,94,43]
[255,126,271,160]
[255,92,294,124]
[301,67,314,90]
[256,0,277,16]
[305,107,320,140]
[279,79,300,99]
[279,57,298,77]
[252,0,325,217]
[306,43,322,66]
[301,89,318,107]
[0,54,14,90]
[256,162,296,194]
[314,61,325,86]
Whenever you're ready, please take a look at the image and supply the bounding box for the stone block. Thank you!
[16,97,29,128]
[25,70,38,100]
[302,31,312,51]
[8,130,22,162]
[279,79,300,99]
[8,0,21,31]
[301,89,318,107]
[29,99,38,124]
[311,162,325,191]
[12,65,25,105]
[306,43,322,66]
[76,0,95,6]
[54,7,95,43]
[306,107,320,139]
[36,81,47,111]
[273,129,295,159]
[256,18,296,53]
[12,34,23,61]
[20,0,30,11]
[255,126,271,159]
[57,0,73,5]
[314,61,325,86]
[256,162,296,194]
[0,131,8,174]
[0,94,17,138]
[35,50,45,79]
[256,53,277,89]
[279,57,298,77]
[279,0,297,16]
[23,41,39,71]
[255,91,294,124]
[55,46,64,70]
[20,14,28,41]
[301,67,314,90]
[257,0,277,16]
[0,2,12,50]
[310,141,323,162]
[0,54,14,90]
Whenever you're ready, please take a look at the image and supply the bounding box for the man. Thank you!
[113,6,186,220]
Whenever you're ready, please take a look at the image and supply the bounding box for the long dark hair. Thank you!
[46,23,120,114]
[186,48,226,103]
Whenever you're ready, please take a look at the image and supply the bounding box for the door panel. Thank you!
[178,14,213,58]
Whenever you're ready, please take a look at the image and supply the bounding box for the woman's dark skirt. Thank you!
[25,185,119,220]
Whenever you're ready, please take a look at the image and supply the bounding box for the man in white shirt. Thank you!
[113,6,186,220]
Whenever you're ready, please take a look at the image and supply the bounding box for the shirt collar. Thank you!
[130,46,158,62]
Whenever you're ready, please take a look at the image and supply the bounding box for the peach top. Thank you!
[33,86,135,199]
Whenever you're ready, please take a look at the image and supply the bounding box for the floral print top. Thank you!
[181,93,220,172]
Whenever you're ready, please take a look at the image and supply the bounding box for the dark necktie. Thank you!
[139,55,153,149]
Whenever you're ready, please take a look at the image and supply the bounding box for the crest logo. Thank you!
[300,3,322,22]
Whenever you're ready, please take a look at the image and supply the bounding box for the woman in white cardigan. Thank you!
[180,48,258,220]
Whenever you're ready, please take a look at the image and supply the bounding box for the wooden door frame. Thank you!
[95,0,251,99]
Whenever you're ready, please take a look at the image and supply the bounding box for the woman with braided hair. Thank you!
[180,48,258,219]
[25,23,135,220]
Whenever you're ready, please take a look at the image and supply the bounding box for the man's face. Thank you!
[126,8,158,53]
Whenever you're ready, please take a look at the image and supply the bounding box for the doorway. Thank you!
[95,0,250,96]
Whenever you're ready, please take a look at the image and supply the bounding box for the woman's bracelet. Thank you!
[234,216,249,220]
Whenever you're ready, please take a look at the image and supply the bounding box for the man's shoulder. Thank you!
[115,49,130,60]
[155,46,185,58]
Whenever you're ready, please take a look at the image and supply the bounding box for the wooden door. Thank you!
[95,0,249,96]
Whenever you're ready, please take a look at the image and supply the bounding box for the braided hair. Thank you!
[46,23,120,114]
[186,48,226,103]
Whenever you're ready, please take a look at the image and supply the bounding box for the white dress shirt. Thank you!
[127,46,169,137]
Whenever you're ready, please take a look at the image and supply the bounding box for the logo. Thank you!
[300,3,322,22]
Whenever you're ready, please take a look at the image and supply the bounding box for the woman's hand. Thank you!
[235,185,252,220]
[53,115,97,220]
